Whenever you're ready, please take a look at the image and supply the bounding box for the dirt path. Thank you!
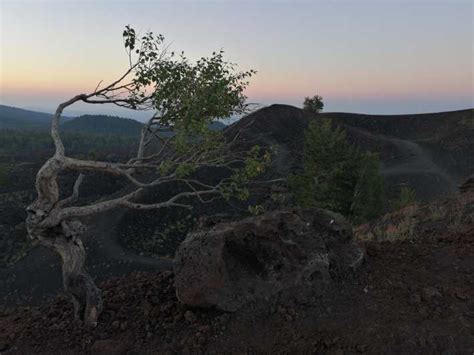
[381,137,457,191]
[346,125,459,199]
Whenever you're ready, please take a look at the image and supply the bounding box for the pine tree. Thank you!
[290,118,384,223]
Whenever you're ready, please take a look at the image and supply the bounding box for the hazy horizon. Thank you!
[1,0,473,119]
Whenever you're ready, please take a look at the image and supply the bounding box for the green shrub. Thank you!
[393,186,417,210]
[290,118,384,223]
[350,152,385,223]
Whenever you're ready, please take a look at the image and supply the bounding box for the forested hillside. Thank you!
[61,114,143,136]
[0,105,71,129]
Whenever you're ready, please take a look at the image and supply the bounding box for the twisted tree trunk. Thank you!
[53,236,103,326]
[27,218,103,327]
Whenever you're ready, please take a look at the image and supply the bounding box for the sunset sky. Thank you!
[1,0,473,120]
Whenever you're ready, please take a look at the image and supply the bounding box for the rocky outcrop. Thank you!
[174,208,364,311]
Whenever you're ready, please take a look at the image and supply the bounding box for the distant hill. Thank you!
[62,115,226,136]
[0,105,144,135]
[227,104,474,202]
[323,109,474,141]
[61,114,144,136]
[0,105,73,129]
[0,105,227,134]
[323,108,474,179]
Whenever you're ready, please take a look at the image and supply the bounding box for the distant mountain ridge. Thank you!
[0,105,143,135]
[61,114,144,136]
[0,105,73,129]
[0,105,227,135]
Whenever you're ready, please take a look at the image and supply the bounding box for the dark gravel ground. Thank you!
[1,192,472,354]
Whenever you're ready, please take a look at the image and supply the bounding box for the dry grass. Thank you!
[355,187,474,244]
[355,204,419,242]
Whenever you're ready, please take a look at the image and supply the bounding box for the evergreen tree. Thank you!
[350,152,385,223]
[290,118,384,223]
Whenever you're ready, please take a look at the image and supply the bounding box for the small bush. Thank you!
[394,186,417,210]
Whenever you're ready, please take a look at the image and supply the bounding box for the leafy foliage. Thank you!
[303,95,324,114]
[221,145,273,202]
[290,118,384,223]
[248,204,265,215]
[118,27,267,204]
[121,28,255,128]
[350,152,385,222]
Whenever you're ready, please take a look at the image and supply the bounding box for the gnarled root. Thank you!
[64,267,103,327]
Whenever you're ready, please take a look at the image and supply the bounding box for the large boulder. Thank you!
[174,208,364,311]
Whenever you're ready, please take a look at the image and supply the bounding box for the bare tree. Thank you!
[25,26,269,327]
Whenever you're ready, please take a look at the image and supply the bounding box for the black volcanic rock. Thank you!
[174,208,363,311]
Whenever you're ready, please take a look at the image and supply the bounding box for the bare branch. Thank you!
[57,174,85,208]
[91,63,138,96]
[93,80,103,93]
[49,181,223,224]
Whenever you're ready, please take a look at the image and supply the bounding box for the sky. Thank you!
[0,0,473,120]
